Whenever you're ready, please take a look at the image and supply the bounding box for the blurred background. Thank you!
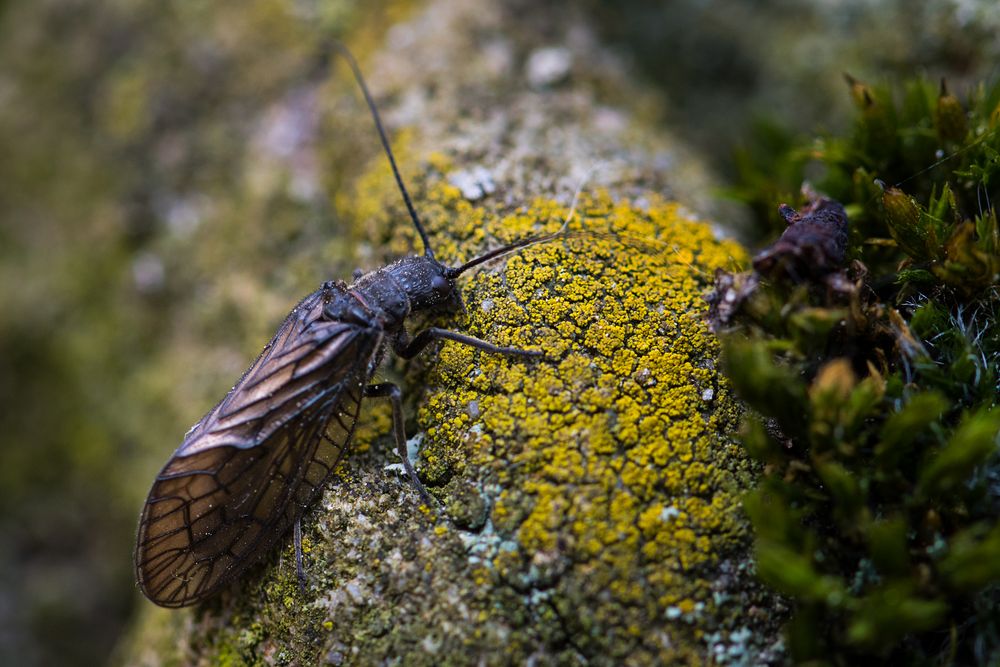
[0,0,996,664]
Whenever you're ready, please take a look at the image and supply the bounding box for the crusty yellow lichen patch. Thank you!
[432,189,750,650]
[340,150,755,661]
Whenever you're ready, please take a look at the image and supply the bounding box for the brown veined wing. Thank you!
[135,287,381,607]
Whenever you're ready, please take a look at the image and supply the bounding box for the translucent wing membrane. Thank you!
[135,287,380,607]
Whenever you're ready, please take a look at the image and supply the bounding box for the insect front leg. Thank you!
[363,382,433,505]
[394,327,543,359]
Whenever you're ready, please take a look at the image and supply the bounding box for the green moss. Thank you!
[720,75,1000,664]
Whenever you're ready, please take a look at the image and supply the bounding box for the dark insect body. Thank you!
[134,43,554,608]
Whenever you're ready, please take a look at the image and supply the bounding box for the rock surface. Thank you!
[120,0,783,664]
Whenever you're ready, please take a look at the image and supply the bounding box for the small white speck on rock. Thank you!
[344,582,364,604]
[661,505,681,522]
[702,388,714,401]
[448,166,496,201]
[526,46,572,88]
[420,634,442,654]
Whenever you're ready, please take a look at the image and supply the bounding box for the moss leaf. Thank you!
[846,584,948,649]
[939,522,1000,591]
[918,408,1000,498]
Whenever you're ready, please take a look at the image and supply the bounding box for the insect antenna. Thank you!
[446,164,601,278]
[324,40,435,259]
[446,228,565,278]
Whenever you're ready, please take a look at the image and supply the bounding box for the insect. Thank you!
[134,42,558,608]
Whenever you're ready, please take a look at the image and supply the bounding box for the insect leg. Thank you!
[294,517,306,594]
[395,327,542,359]
[363,382,433,505]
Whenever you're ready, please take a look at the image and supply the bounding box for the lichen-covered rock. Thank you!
[123,191,776,665]
[411,189,761,664]
[120,0,783,664]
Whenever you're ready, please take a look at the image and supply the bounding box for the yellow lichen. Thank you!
[340,145,754,662]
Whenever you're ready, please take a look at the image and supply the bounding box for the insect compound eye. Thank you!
[431,274,451,296]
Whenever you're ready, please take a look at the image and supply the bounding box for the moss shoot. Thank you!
[723,75,1000,664]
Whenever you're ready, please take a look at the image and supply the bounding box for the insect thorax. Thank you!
[332,256,463,331]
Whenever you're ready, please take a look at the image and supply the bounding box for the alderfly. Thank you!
[134,43,559,607]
